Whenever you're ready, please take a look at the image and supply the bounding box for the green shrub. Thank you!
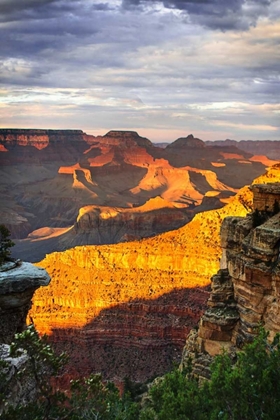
[2,327,280,419]
[0,224,15,265]
[141,329,280,420]
[1,325,138,419]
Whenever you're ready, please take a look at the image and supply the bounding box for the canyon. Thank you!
[0,129,268,262]
[29,164,280,382]
[1,128,279,383]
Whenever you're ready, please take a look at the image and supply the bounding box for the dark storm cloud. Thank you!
[0,0,114,23]
[122,0,273,29]
[0,1,117,62]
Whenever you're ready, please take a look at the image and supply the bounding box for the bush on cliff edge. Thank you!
[0,224,14,265]
[1,325,139,419]
[1,326,280,419]
[140,328,280,420]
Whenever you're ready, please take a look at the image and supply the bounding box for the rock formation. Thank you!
[166,134,206,149]
[12,198,192,262]
[0,174,278,399]
[0,129,267,261]
[29,164,280,382]
[0,260,50,343]
[181,180,280,377]
[0,260,50,413]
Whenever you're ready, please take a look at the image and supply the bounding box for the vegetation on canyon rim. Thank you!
[1,326,280,420]
[0,224,14,265]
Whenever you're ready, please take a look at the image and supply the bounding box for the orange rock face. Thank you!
[29,170,259,381]
[30,164,280,382]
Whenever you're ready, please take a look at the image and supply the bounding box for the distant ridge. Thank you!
[0,128,84,135]
[206,139,280,160]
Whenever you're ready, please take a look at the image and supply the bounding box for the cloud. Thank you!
[0,0,279,140]
[0,0,116,23]
[122,0,275,30]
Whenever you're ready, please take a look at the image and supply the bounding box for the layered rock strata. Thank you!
[0,128,266,252]
[29,178,255,382]
[29,166,280,382]
[207,139,280,161]
[181,182,280,376]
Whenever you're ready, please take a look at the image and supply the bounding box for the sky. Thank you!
[0,0,280,142]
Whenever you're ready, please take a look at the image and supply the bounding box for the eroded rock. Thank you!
[0,261,50,343]
[181,182,280,377]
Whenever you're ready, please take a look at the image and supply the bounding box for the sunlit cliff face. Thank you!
[30,183,254,332]
[28,165,280,381]
[28,180,253,379]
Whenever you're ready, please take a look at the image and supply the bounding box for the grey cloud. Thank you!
[0,0,115,23]
[0,0,179,65]
[1,0,279,141]
[0,0,65,23]
[122,0,274,29]
[0,1,118,61]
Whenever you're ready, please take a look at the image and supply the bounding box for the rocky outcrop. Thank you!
[0,260,51,413]
[0,261,50,343]
[0,129,90,164]
[181,181,280,376]
[0,343,37,414]
[12,198,192,262]
[250,183,280,212]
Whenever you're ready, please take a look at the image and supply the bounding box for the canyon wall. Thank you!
[30,164,280,382]
[29,175,257,382]
[207,139,280,161]
[181,180,280,377]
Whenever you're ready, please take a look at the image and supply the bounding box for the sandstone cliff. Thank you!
[29,165,280,381]
[181,179,280,378]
